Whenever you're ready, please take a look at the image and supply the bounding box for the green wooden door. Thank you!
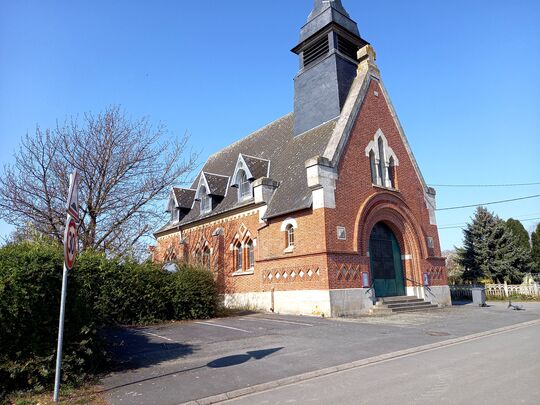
[369,223,405,297]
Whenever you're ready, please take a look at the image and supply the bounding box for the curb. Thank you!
[180,318,540,405]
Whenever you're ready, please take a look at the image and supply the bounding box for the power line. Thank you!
[429,182,540,188]
[438,217,540,231]
[436,194,540,212]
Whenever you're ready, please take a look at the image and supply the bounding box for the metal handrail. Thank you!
[405,277,433,294]
[365,281,375,295]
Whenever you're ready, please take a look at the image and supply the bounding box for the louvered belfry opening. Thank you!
[302,35,330,68]
[336,34,359,61]
[292,0,368,136]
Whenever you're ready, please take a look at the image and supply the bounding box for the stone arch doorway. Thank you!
[369,222,405,297]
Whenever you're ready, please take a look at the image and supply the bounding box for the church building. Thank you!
[154,0,451,316]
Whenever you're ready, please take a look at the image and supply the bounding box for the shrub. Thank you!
[0,241,219,395]
[0,241,105,394]
[75,252,171,325]
[167,264,219,320]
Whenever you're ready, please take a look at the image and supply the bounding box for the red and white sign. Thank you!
[64,217,78,270]
[66,170,79,222]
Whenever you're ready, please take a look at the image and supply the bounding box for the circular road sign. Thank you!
[64,218,78,270]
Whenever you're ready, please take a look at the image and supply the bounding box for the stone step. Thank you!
[371,304,440,315]
[371,295,441,314]
[380,296,423,303]
[376,298,425,306]
[385,301,433,309]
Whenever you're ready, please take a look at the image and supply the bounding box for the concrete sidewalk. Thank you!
[225,321,540,405]
[101,302,540,404]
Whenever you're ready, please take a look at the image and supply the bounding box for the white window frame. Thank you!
[238,170,252,201]
[246,240,255,269]
[199,186,212,214]
[235,243,243,271]
[286,225,295,248]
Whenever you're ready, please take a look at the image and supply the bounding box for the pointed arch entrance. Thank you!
[369,222,405,297]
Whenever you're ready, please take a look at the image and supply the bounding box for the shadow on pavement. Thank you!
[101,346,284,393]
[451,300,473,306]
[207,347,283,368]
[103,327,196,371]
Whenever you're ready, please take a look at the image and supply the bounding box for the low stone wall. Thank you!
[329,288,374,317]
[424,285,452,306]
[223,288,375,317]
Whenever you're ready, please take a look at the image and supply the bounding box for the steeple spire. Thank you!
[308,0,350,21]
[291,0,367,136]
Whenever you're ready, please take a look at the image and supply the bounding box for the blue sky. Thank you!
[1,0,539,250]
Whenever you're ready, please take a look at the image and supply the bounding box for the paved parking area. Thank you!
[101,302,540,404]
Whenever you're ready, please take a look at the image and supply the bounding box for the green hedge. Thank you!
[0,241,218,395]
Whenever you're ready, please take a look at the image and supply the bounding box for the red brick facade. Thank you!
[155,79,448,299]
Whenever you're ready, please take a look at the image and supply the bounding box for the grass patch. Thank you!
[487,295,540,302]
[6,383,106,405]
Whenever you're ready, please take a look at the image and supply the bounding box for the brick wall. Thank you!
[155,78,448,295]
[322,79,447,288]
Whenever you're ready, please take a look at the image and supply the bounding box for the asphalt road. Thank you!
[228,322,540,404]
[101,302,540,404]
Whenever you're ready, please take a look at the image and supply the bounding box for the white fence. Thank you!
[450,283,540,300]
[484,283,540,298]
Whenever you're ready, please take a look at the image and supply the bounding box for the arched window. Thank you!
[238,170,252,201]
[164,246,177,263]
[194,249,202,264]
[377,137,386,187]
[365,130,399,189]
[202,246,211,271]
[234,242,243,271]
[286,225,295,248]
[199,186,212,214]
[388,156,396,189]
[369,150,377,184]
[246,240,254,269]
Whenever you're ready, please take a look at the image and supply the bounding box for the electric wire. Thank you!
[429,182,540,188]
[438,217,540,231]
[435,194,540,211]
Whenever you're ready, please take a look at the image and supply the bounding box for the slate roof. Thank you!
[173,188,195,209]
[203,173,229,197]
[241,154,270,180]
[157,113,337,233]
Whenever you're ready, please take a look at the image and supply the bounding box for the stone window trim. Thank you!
[280,218,298,253]
[337,226,347,241]
[202,246,211,271]
[233,241,243,272]
[230,154,270,198]
[231,155,254,184]
[365,129,399,189]
[194,175,212,215]
[231,234,256,274]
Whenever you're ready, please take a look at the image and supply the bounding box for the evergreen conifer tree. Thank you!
[457,207,530,283]
[531,223,540,273]
[505,218,531,252]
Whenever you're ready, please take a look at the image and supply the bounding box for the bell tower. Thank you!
[292,0,368,136]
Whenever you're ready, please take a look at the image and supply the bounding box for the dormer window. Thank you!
[199,186,212,214]
[231,154,269,203]
[238,170,252,201]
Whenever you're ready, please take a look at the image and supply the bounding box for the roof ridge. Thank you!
[240,153,271,163]
[203,172,230,179]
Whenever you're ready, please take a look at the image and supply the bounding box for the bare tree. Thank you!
[0,106,198,257]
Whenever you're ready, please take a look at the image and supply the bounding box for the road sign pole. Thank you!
[53,262,69,403]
